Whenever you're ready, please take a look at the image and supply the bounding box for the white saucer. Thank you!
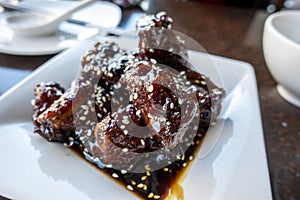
[0,1,122,55]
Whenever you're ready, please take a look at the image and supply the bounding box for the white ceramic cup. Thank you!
[263,10,300,107]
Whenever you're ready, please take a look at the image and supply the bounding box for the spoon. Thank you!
[5,0,96,37]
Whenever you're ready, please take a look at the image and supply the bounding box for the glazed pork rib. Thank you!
[32,11,225,199]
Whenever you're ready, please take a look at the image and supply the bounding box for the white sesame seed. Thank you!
[122,148,128,152]
[86,129,92,137]
[170,103,174,109]
[148,193,154,198]
[124,130,128,135]
[148,84,154,92]
[133,93,138,100]
[127,185,134,191]
[121,170,127,174]
[106,164,112,168]
[120,125,125,129]
[122,118,130,125]
[141,139,145,146]
[150,58,157,64]
[112,173,119,178]
[107,72,113,77]
[178,98,182,105]
[136,110,141,115]
[79,116,86,121]
[183,163,187,167]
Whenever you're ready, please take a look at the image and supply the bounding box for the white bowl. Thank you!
[263,10,300,107]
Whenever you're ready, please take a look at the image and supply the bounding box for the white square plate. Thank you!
[0,37,272,200]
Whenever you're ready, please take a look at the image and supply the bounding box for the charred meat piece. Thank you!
[33,82,65,119]
[33,42,126,143]
[136,11,188,58]
[35,86,76,143]
[137,48,225,124]
[32,82,72,142]
[90,58,213,168]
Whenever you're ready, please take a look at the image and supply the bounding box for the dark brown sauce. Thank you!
[70,129,206,200]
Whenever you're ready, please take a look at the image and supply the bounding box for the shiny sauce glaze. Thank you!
[32,44,224,199]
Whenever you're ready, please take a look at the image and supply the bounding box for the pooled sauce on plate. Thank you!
[70,125,206,199]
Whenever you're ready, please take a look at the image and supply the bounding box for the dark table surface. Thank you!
[0,0,300,199]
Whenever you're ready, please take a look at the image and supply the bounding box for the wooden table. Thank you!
[0,1,299,199]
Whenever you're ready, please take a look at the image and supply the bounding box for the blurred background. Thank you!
[108,0,300,11]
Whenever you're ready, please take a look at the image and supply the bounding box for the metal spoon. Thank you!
[5,0,96,37]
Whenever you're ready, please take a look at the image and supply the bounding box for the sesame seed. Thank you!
[183,163,187,167]
[189,155,194,160]
[112,173,119,178]
[124,130,128,135]
[121,170,127,174]
[127,185,134,191]
[148,84,154,92]
[122,118,130,125]
[154,195,160,199]
[141,176,147,181]
[86,129,92,137]
[163,168,169,172]
[193,125,198,131]
[145,165,151,171]
[148,193,154,198]
[122,148,128,152]
[131,180,136,185]
[79,116,86,121]
[133,93,138,100]
[194,79,200,84]
[107,72,113,77]
[143,185,147,190]
[200,81,207,85]
[137,183,144,188]
[181,155,185,160]
[170,103,174,109]
[141,139,145,146]
[150,58,157,64]
[106,164,112,168]
[146,171,151,176]
[120,125,125,129]
[178,98,182,105]
[136,110,141,116]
